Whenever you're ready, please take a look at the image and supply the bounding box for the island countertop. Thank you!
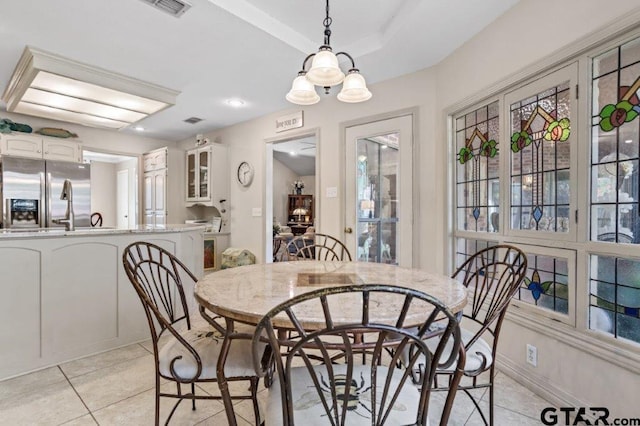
[0,223,206,239]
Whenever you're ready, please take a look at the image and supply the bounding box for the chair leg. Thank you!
[489,368,495,426]
[191,383,196,410]
[154,378,161,426]
[440,345,466,426]
[250,376,262,425]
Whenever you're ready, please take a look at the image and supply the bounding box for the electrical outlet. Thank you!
[526,344,537,367]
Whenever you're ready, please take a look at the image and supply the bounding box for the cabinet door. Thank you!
[186,150,197,201]
[143,173,153,225]
[43,139,81,162]
[143,148,167,172]
[210,144,229,206]
[198,148,211,201]
[154,171,166,211]
[0,134,42,159]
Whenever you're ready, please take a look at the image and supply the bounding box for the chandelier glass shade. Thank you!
[286,0,371,105]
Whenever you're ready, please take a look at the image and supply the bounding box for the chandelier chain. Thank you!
[323,0,332,46]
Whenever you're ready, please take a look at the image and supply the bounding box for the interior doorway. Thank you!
[84,150,138,228]
[265,129,319,262]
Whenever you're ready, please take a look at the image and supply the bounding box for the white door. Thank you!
[345,115,414,267]
[117,169,129,229]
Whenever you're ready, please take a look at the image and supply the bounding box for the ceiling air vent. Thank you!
[184,117,203,124]
[140,0,192,17]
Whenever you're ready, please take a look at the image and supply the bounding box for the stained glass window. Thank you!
[590,255,640,344]
[510,83,571,233]
[455,101,500,232]
[516,253,569,315]
[591,37,640,244]
[454,238,496,268]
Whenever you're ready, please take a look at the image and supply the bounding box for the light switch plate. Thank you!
[252,207,262,217]
[326,187,338,198]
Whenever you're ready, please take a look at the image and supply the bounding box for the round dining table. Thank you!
[194,261,467,426]
[194,261,468,329]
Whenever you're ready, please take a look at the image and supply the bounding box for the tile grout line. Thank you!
[57,365,99,425]
[60,348,152,382]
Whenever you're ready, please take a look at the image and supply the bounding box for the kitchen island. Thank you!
[0,224,205,380]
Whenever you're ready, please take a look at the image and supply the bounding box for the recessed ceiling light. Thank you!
[134,126,145,131]
[289,151,297,156]
[381,145,388,149]
[226,99,245,107]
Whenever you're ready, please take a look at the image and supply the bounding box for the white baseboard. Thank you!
[496,354,586,410]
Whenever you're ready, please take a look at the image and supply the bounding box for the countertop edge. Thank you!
[0,224,207,240]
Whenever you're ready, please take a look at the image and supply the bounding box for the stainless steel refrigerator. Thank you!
[0,156,91,229]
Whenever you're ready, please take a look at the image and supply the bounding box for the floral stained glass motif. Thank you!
[590,255,640,344]
[591,37,640,244]
[455,101,500,233]
[598,76,640,132]
[510,83,571,233]
[516,254,568,315]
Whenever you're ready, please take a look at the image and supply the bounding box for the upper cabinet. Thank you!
[185,144,228,208]
[0,133,82,163]
[143,147,167,172]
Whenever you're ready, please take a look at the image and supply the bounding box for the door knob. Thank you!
[344,227,353,234]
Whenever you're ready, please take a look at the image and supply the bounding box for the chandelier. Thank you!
[286,0,372,105]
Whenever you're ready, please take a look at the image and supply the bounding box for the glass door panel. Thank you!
[198,149,209,199]
[356,136,399,264]
[186,152,196,199]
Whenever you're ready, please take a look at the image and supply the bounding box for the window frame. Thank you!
[448,25,640,356]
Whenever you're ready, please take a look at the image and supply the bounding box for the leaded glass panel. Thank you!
[591,36,640,244]
[455,101,500,233]
[590,255,640,344]
[454,238,496,269]
[510,83,571,233]
[516,253,569,314]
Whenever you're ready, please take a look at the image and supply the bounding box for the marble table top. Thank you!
[195,261,467,330]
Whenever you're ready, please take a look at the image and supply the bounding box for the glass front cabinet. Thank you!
[185,144,229,208]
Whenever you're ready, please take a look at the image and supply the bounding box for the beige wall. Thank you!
[89,161,117,227]
[177,67,438,265]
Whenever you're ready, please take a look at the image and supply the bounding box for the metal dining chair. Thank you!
[122,241,261,426]
[252,284,464,425]
[412,244,527,425]
[285,233,352,261]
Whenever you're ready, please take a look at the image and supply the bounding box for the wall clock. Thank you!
[237,161,254,187]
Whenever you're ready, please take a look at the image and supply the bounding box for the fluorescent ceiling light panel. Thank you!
[2,47,179,130]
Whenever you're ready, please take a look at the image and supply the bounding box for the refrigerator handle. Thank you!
[4,199,10,229]
[45,172,51,228]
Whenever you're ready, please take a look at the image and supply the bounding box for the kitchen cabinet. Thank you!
[143,146,183,226]
[185,144,229,209]
[0,132,82,162]
[143,147,167,172]
[144,168,166,226]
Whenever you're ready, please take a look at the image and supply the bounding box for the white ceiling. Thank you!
[0,0,519,142]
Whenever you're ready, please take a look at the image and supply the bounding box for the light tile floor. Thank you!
[0,342,552,425]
